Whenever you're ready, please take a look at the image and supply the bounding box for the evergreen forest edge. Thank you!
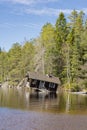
[0,10,87,92]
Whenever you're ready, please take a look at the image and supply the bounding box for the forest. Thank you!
[0,10,87,91]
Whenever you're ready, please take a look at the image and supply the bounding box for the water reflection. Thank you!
[0,87,87,114]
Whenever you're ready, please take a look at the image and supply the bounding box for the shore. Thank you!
[0,108,87,130]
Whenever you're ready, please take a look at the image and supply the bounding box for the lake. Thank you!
[0,87,87,130]
[0,87,87,114]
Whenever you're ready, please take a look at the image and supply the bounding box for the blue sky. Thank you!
[0,0,87,51]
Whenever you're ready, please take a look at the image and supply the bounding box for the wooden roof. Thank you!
[27,72,61,84]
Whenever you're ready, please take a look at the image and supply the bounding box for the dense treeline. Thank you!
[0,10,87,91]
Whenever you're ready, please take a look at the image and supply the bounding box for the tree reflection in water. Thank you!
[0,88,87,114]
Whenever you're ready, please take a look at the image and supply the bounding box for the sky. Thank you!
[0,0,87,51]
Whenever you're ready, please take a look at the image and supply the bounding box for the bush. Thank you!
[71,83,81,92]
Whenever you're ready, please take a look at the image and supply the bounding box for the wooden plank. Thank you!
[26,71,61,85]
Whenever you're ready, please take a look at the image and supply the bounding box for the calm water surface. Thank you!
[1,87,87,130]
[0,87,87,114]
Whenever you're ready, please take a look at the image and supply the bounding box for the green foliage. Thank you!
[70,83,81,92]
[54,12,68,78]
[0,10,87,91]
[40,23,55,74]
[55,12,68,48]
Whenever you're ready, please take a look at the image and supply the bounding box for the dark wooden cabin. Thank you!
[26,72,61,92]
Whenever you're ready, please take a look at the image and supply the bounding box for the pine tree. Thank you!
[54,12,68,79]
[68,10,84,91]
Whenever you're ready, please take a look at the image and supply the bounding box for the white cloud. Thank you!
[1,0,87,16]
[21,7,87,16]
[25,8,73,16]
[0,22,41,29]
[1,0,58,5]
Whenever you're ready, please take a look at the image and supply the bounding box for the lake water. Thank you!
[0,87,87,130]
[0,87,87,114]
